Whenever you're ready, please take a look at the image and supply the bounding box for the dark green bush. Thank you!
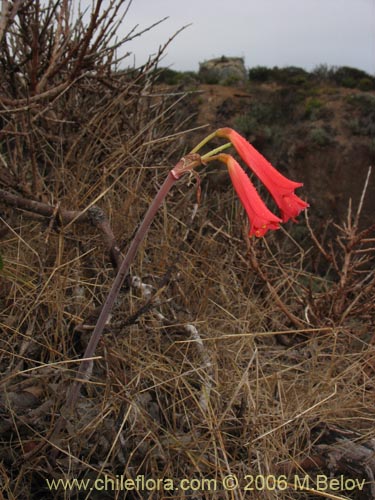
[346,93,375,136]
[233,88,302,140]
[308,127,333,146]
[155,68,180,84]
[347,93,375,112]
[311,64,336,82]
[233,101,275,137]
[154,68,198,85]
[248,66,275,82]
[248,64,375,90]
[333,66,375,89]
[311,65,375,90]
[358,78,375,91]
[304,97,323,119]
[272,66,310,85]
[248,66,311,85]
[198,68,220,84]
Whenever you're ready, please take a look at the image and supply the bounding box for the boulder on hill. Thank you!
[199,56,247,85]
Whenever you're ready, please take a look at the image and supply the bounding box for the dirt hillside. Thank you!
[184,82,374,228]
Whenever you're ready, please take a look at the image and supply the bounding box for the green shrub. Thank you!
[333,66,375,89]
[248,66,275,82]
[341,77,357,88]
[247,64,375,90]
[155,68,180,84]
[272,66,310,85]
[311,65,375,90]
[248,65,312,85]
[233,100,279,138]
[346,93,375,136]
[223,75,243,86]
[347,117,375,137]
[155,68,198,85]
[368,138,375,155]
[233,114,258,136]
[198,68,220,84]
[309,127,332,146]
[311,64,336,82]
[304,97,323,119]
[358,78,375,91]
[346,93,375,112]
[347,118,361,135]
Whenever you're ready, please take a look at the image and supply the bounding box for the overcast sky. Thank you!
[119,0,375,75]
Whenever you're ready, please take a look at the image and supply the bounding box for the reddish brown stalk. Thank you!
[66,171,180,407]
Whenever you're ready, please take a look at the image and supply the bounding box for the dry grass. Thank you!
[1,164,374,499]
[1,2,375,499]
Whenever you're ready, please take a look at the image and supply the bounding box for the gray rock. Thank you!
[199,56,247,85]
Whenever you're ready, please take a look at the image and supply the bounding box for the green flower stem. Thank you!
[189,127,232,155]
[189,131,218,154]
[201,142,232,160]
[189,128,231,160]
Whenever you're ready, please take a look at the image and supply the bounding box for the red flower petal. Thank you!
[217,128,309,222]
[221,154,281,237]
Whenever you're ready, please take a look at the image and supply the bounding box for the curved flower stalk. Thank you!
[216,154,281,237]
[55,128,308,445]
[216,128,309,222]
[56,153,202,426]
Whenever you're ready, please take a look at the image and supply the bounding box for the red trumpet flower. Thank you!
[217,128,309,222]
[218,154,281,237]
